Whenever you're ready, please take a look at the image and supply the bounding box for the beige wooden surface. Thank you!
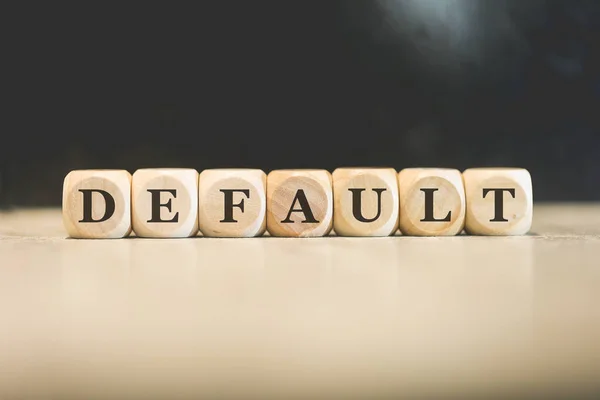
[1,204,600,399]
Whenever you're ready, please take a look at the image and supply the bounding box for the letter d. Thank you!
[78,189,116,223]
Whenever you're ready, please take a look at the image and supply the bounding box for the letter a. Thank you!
[281,189,319,223]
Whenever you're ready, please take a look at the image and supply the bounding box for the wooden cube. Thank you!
[398,168,466,236]
[463,168,533,235]
[198,169,267,237]
[332,168,399,236]
[266,170,333,237]
[132,168,199,238]
[62,169,132,239]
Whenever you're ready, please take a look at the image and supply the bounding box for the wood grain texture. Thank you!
[333,167,399,236]
[463,168,533,235]
[266,169,333,237]
[62,169,132,238]
[198,169,266,237]
[132,168,198,238]
[398,168,465,236]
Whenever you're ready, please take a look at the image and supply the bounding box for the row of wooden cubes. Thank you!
[62,168,533,238]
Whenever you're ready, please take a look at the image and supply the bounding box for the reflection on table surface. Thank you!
[0,205,599,399]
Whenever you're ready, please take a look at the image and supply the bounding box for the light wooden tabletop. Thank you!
[1,204,600,399]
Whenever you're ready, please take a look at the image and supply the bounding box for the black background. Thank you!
[2,0,599,206]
